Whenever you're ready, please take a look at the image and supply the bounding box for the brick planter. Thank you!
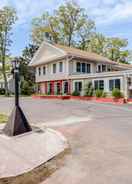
[32,95,70,100]
[70,96,126,104]
[32,95,126,104]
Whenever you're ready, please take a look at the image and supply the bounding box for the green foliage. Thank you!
[0,6,17,95]
[112,88,123,98]
[85,82,94,96]
[102,91,107,98]
[21,80,34,96]
[95,90,103,98]
[72,91,80,96]
[0,114,8,124]
[31,1,95,47]
[30,1,129,64]
[0,88,5,95]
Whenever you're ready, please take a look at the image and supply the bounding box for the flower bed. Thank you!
[70,96,126,104]
[32,95,70,100]
[32,95,126,104]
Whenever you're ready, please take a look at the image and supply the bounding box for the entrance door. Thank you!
[63,81,68,94]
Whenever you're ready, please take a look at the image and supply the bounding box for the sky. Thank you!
[0,0,132,56]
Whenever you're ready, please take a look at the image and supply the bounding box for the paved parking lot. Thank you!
[1,97,132,184]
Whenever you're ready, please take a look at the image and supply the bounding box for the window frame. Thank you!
[53,63,57,74]
[94,80,104,90]
[59,62,63,72]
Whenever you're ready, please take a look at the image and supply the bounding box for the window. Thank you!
[94,80,104,90]
[115,79,120,89]
[76,62,91,73]
[109,79,120,91]
[82,63,86,73]
[38,67,41,76]
[102,65,106,72]
[59,62,63,72]
[43,66,46,75]
[53,64,56,73]
[64,81,68,94]
[76,62,81,72]
[75,82,82,92]
[97,65,101,73]
[86,64,91,73]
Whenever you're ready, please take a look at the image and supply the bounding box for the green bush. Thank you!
[102,91,107,98]
[95,90,103,98]
[85,82,94,97]
[21,80,34,96]
[112,88,123,98]
[0,88,5,95]
[72,90,80,96]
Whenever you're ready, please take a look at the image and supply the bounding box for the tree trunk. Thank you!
[2,58,9,96]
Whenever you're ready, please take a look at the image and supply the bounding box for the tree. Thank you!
[87,33,107,55]
[19,44,38,95]
[77,18,95,50]
[31,1,95,47]
[106,37,128,62]
[31,12,60,45]
[0,6,17,95]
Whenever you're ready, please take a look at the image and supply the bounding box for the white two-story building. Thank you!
[29,41,132,99]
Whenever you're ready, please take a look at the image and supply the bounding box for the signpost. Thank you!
[3,58,32,136]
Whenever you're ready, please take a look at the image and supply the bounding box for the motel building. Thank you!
[30,41,132,99]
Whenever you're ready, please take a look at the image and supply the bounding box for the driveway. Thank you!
[0,97,132,184]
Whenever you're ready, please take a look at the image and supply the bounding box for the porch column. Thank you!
[51,81,54,95]
[45,82,47,94]
[124,75,128,99]
[60,80,62,94]
[68,79,72,95]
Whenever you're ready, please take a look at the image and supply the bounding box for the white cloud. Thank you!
[0,0,132,26]
[88,0,132,25]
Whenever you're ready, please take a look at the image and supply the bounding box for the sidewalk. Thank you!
[0,125,68,181]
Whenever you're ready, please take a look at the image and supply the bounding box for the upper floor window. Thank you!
[43,66,46,75]
[59,62,63,72]
[86,64,91,73]
[97,64,107,73]
[102,65,106,72]
[97,65,101,73]
[77,62,81,72]
[38,67,41,76]
[82,63,86,73]
[76,62,91,73]
[94,80,104,90]
[109,79,120,91]
[53,64,56,73]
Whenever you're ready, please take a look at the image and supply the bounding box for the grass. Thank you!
[0,114,8,124]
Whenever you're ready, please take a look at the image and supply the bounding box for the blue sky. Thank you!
[0,0,132,56]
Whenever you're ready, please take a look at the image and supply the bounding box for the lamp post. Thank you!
[3,58,32,136]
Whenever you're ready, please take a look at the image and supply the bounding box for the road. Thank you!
[0,97,132,184]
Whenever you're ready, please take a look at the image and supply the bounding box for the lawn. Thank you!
[0,114,8,124]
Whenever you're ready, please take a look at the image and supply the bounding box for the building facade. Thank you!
[30,41,132,99]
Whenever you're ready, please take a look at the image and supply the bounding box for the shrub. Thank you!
[72,90,80,96]
[85,82,94,97]
[95,89,103,98]
[102,91,107,98]
[0,88,5,95]
[21,80,34,96]
[112,88,123,98]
